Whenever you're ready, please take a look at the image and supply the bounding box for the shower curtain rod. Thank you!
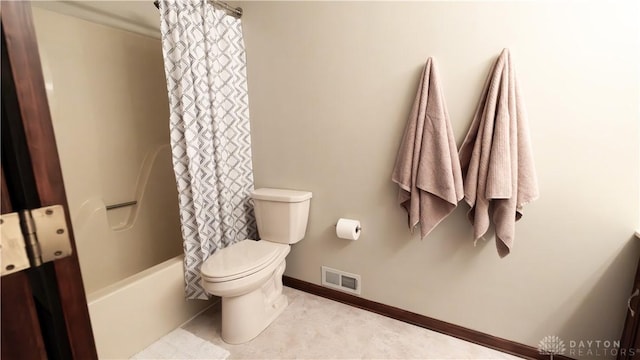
[153,0,243,18]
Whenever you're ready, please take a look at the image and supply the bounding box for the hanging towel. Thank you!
[458,48,539,257]
[392,57,464,238]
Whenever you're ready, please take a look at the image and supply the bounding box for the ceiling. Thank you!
[32,1,162,38]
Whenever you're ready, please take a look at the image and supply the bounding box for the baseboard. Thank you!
[283,276,574,360]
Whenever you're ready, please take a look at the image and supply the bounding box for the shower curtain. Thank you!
[159,0,257,300]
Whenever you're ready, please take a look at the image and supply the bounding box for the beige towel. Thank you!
[459,48,539,257]
[392,57,464,238]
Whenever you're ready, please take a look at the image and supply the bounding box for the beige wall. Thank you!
[32,7,182,294]
[242,1,640,355]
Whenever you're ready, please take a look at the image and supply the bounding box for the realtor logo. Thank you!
[538,335,566,359]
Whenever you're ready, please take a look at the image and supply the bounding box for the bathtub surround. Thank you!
[458,48,538,258]
[31,7,209,358]
[159,0,257,299]
[392,57,463,239]
[31,6,182,294]
[243,1,640,357]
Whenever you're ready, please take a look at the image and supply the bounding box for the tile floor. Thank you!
[132,328,230,359]
[177,287,524,359]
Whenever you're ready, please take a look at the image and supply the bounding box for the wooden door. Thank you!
[0,170,47,360]
[620,253,640,359]
[1,2,97,359]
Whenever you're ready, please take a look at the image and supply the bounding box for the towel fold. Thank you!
[392,57,464,238]
[458,48,539,257]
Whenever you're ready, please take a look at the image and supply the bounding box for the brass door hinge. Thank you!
[1,205,73,276]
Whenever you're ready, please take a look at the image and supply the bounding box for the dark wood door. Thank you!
[0,169,48,360]
[1,2,97,359]
[620,253,640,359]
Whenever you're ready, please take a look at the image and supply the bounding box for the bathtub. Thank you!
[87,255,213,359]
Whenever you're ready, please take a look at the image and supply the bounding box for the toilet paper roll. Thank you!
[336,218,361,240]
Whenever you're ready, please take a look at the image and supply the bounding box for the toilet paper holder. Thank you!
[334,223,362,232]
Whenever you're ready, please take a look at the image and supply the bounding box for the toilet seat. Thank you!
[201,240,289,283]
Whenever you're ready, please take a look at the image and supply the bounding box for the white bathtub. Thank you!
[87,255,213,359]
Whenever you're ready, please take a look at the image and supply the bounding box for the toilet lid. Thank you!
[200,240,288,281]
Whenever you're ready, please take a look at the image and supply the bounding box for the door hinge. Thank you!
[1,205,73,276]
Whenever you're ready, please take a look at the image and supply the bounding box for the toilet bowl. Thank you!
[200,188,312,344]
[201,240,290,344]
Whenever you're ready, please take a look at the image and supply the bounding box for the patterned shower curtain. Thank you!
[159,0,257,300]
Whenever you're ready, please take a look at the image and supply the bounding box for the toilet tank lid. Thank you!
[251,188,312,203]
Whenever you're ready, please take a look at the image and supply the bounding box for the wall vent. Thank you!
[321,266,361,295]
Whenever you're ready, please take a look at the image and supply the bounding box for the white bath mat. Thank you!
[131,328,230,359]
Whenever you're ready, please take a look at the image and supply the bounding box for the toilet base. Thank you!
[220,260,288,344]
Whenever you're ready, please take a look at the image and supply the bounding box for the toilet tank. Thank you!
[251,188,312,244]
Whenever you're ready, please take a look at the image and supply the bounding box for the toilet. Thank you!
[200,188,312,344]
